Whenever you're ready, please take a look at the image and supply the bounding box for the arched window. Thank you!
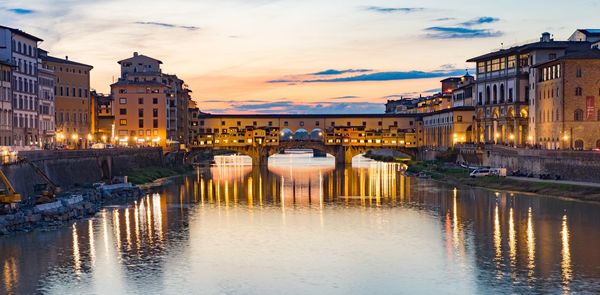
[500,84,505,103]
[493,85,498,104]
[575,140,584,150]
[574,109,584,121]
[486,86,491,104]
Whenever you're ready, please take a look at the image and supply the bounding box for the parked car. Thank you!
[470,168,491,178]
[91,143,106,149]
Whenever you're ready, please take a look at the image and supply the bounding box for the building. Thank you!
[467,32,592,146]
[40,51,93,148]
[37,49,55,147]
[421,106,475,148]
[112,52,194,148]
[451,73,475,107]
[385,98,418,114]
[0,26,43,147]
[188,100,200,145]
[0,61,13,146]
[90,91,114,142]
[568,29,600,43]
[530,49,600,150]
[112,53,168,147]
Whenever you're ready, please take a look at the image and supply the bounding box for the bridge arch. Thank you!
[309,128,324,141]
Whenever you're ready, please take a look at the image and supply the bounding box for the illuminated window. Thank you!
[119,119,127,126]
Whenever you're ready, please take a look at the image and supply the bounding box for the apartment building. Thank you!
[112,52,193,147]
[37,50,55,147]
[0,61,12,146]
[90,91,114,141]
[40,51,93,147]
[0,26,43,147]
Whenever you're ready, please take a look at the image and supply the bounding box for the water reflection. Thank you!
[0,155,599,294]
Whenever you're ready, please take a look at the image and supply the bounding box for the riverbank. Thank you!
[124,165,194,185]
[363,149,411,163]
[407,161,600,202]
[0,185,143,235]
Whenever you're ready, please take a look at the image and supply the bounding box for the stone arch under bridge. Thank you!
[189,143,415,167]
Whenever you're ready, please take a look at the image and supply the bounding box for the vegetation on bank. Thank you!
[125,165,194,185]
[363,150,410,163]
[407,160,600,201]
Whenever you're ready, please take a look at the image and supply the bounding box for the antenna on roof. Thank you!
[501,42,504,49]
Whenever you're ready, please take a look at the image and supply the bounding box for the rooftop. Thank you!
[118,52,163,64]
[0,25,43,42]
[466,41,591,62]
[41,54,93,69]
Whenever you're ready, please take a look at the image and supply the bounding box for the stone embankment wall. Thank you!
[458,145,600,183]
[1,148,163,201]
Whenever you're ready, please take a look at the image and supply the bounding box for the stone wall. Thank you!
[458,145,600,183]
[1,148,163,201]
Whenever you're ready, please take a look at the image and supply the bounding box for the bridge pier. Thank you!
[247,146,271,166]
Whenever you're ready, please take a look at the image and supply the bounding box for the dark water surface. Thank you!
[1,155,600,294]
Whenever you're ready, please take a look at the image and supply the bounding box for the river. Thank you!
[1,154,600,294]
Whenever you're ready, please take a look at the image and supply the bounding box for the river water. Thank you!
[1,154,600,294]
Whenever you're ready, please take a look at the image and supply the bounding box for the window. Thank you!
[120,119,127,125]
[268,121,273,126]
[138,119,144,128]
[507,56,516,68]
[153,108,158,117]
[119,98,127,104]
[576,68,582,77]
[457,116,463,122]
[138,98,143,104]
[153,119,158,128]
[575,87,583,96]
[138,109,144,117]
[153,98,158,104]
[237,121,241,126]
[299,121,304,127]
[574,109,584,121]
[284,121,288,127]
[119,108,127,115]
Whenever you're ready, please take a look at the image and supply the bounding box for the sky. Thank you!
[1,0,599,114]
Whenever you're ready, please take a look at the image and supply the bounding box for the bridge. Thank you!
[190,114,422,167]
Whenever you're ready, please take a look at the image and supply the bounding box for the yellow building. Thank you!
[40,53,93,147]
[422,107,475,148]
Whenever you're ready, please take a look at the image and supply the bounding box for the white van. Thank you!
[470,168,491,178]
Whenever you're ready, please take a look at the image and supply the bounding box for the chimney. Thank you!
[540,32,551,42]
[65,56,68,60]
[133,52,139,57]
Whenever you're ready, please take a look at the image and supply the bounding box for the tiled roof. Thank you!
[466,41,591,62]
[41,55,93,68]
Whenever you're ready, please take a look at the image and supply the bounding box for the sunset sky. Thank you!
[1,0,598,113]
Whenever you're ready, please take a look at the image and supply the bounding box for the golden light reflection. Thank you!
[125,208,131,251]
[561,214,572,293]
[72,224,81,276]
[113,209,121,251]
[88,220,96,267]
[527,207,536,279]
[3,256,17,293]
[153,193,164,243]
[508,207,516,268]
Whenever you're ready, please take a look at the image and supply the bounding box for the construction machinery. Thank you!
[18,157,60,203]
[0,169,20,203]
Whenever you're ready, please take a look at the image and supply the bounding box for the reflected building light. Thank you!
[125,208,132,251]
[452,190,459,249]
[259,173,263,207]
[247,177,253,209]
[146,196,153,243]
[493,204,502,278]
[508,207,516,268]
[72,224,81,276]
[225,179,230,208]
[527,207,536,279]
[89,220,96,267]
[561,214,572,293]
[153,193,163,243]
[2,256,17,294]
[134,201,141,251]
[102,210,109,256]
[200,177,205,206]
[113,209,122,251]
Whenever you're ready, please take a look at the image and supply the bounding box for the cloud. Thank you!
[329,95,360,100]
[424,27,502,39]
[134,21,200,31]
[460,16,500,27]
[310,69,371,75]
[7,8,34,14]
[364,6,424,13]
[204,100,384,114]
[304,69,467,82]
[433,17,455,21]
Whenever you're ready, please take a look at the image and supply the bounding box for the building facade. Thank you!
[0,61,13,146]
[37,50,55,147]
[112,52,193,147]
[0,26,43,147]
[467,33,593,146]
[531,50,600,150]
[40,52,93,148]
[90,91,114,142]
[421,107,475,148]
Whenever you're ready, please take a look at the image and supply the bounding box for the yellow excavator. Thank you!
[0,170,20,204]
[18,157,60,204]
